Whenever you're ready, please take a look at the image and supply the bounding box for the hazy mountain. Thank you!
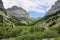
[6,6,29,21]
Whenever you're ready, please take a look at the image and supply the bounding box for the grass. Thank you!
[2,37,60,40]
[55,37,60,40]
[1,38,15,40]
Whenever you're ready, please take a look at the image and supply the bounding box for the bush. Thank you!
[50,26,60,34]
[42,29,58,38]
[9,17,28,26]
[15,26,59,40]
[55,37,60,40]
[0,24,59,39]
[30,26,45,33]
[0,15,3,26]
[15,32,44,40]
[0,26,22,38]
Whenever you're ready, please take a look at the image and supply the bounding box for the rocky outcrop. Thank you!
[0,0,7,15]
[6,6,29,21]
[46,0,60,15]
[0,0,4,9]
[0,0,15,27]
[0,0,4,26]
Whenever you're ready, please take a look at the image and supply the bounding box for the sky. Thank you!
[2,0,57,18]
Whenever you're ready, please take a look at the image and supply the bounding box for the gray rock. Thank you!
[0,0,4,9]
[49,38,55,40]
[46,0,60,15]
[6,6,29,21]
[0,0,4,23]
[42,38,48,40]
[0,0,6,12]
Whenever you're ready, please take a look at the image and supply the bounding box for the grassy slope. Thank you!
[31,10,60,27]
[1,38,15,40]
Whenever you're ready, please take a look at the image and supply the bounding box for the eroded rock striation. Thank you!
[6,6,29,21]
[46,0,60,15]
[0,0,4,9]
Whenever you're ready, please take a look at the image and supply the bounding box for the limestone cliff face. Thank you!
[33,0,60,27]
[0,0,6,15]
[6,6,29,20]
[0,0,4,26]
[46,0,60,15]
[0,0,4,20]
[0,0,4,9]
[32,0,60,27]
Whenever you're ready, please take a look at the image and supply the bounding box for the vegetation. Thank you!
[0,8,60,40]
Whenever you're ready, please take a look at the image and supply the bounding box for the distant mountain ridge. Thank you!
[46,0,60,15]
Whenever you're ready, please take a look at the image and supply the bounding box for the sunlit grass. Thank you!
[1,38,15,40]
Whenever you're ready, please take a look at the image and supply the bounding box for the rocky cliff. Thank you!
[46,0,60,15]
[30,0,60,27]
[0,0,4,26]
[0,0,15,27]
[0,0,4,9]
[6,6,29,21]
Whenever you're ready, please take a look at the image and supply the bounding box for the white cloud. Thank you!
[2,0,57,13]
[30,7,46,13]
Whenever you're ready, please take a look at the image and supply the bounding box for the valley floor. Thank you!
[1,37,60,40]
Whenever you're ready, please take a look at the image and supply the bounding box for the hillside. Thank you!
[46,0,60,15]
[0,0,60,40]
[31,0,60,27]
[32,10,60,27]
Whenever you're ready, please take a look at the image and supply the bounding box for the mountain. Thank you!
[0,0,4,9]
[0,0,60,39]
[0,0,7,15]
[30,0,60,27]
[0,0,4,26]
[32,10,60,27]
[0,0,29,26]
[6,6,29,21]
[46,0,60,15]
[0,0,15,27]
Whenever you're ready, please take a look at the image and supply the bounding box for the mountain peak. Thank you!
[6,6,29,20]
[46,0,60,15]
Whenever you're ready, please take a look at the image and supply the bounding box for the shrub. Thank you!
[50,26,60,34]
[15,32,44,40]
[55,37,60,40]
[0,26,22,38]
[30,26,45,33]
[42,29,58,38]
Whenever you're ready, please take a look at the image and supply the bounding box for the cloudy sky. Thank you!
[2,0,57,18]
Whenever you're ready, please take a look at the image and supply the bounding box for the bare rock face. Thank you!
[0,0,4,26]
[0,0,4,9]
[0,0,6,14]
[7,6,29,21]
[46,0,60,15]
